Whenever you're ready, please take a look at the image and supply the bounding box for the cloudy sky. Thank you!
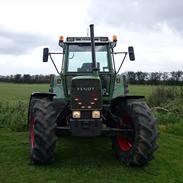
[0,0,182,75]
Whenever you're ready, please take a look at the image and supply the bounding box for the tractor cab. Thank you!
[60,37,115,99]
[43,26,135,102]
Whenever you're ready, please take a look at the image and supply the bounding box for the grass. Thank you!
[0,83,156,102]
[0,82,49,102]
[129,85,183,99]
[128,85,156,98]
[0,129,182,183]
[0,82,49,131]
[0,82,183,183]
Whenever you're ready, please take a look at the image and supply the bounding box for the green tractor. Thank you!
[28,24,158,166]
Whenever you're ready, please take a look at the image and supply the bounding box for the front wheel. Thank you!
[28,97,57,164]
[111,100,159,166]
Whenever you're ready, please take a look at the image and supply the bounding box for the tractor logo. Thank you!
[76,87,95,92]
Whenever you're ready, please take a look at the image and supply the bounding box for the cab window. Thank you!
[67,44,109,72]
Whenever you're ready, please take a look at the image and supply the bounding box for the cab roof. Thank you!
[65,37,110,43]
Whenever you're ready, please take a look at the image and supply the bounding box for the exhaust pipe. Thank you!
[90,24,97,71]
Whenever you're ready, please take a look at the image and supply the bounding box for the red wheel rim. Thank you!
[30,115,35,148]
[116,112,134,152]
[116,135,133,152]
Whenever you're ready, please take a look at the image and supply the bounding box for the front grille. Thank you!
[81,111,92,119]
[71,78,102,110]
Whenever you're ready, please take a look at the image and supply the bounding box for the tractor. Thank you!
[28,24,158,166]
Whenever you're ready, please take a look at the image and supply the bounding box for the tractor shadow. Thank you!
[52,136,118,168]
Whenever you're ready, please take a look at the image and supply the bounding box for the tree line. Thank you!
[124,71,183,85]
[0,74,52,84]
[0,71,183,85]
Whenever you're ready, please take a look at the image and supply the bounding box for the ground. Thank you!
[0,129,182,183]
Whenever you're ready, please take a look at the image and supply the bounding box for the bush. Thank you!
[155,112,181,125]
[0,101,28,132]
[148,86,183,120]
[148,86,183,136]
[155,111,183,136]
[148,86,178,107]
[159,121,183,136]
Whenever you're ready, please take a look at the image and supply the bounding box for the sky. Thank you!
[0,0,183,75]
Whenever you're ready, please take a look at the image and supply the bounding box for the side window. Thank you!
[96,52,109,72]
[100,74,110,96]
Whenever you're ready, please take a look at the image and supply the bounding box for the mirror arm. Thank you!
[49,54,60,75]
[113,51,127,55]
[49,52,63,55]
[116,53,127,74]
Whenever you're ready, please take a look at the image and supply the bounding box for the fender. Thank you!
[31,92,56,99]
[28,92,56,127]
[111,95,145,106]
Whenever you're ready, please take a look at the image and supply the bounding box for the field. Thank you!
[0,82,183,183]
[0,82,49,102]
[0,83,156,103]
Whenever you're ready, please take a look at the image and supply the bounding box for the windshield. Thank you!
[67,44,109,72]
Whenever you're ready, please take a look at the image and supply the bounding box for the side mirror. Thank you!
[128,46,135,61]
[43,48,49,62]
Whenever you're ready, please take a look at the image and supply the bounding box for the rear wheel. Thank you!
[111,100,158,166]
[28,97,57,164]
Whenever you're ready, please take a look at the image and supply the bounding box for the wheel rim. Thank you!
[30,115,35,148]
[117,135,133,151]
[117,112,134,152]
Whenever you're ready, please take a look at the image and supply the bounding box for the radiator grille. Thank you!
[71,79,102,110]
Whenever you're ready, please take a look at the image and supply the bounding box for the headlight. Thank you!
[92,111,100,119]
[72,111,81,118]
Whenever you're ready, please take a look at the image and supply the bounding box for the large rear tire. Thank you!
[111,100,158,166]
[28,97,57,164]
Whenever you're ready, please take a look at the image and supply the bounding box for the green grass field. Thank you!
[0,82,183,183]
[0,82,154,102]
[0,129,182,183]
[0,82,49,102]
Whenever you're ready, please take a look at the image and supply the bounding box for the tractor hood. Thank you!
[71,76,102,110]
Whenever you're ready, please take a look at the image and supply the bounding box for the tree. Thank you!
[14,74,22,83]
[127,71,136,84]
[136,71,148,84]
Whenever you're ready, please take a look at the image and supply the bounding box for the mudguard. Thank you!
[111,95,145,106]
[31,92,56,99]
[28,92,56,127]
